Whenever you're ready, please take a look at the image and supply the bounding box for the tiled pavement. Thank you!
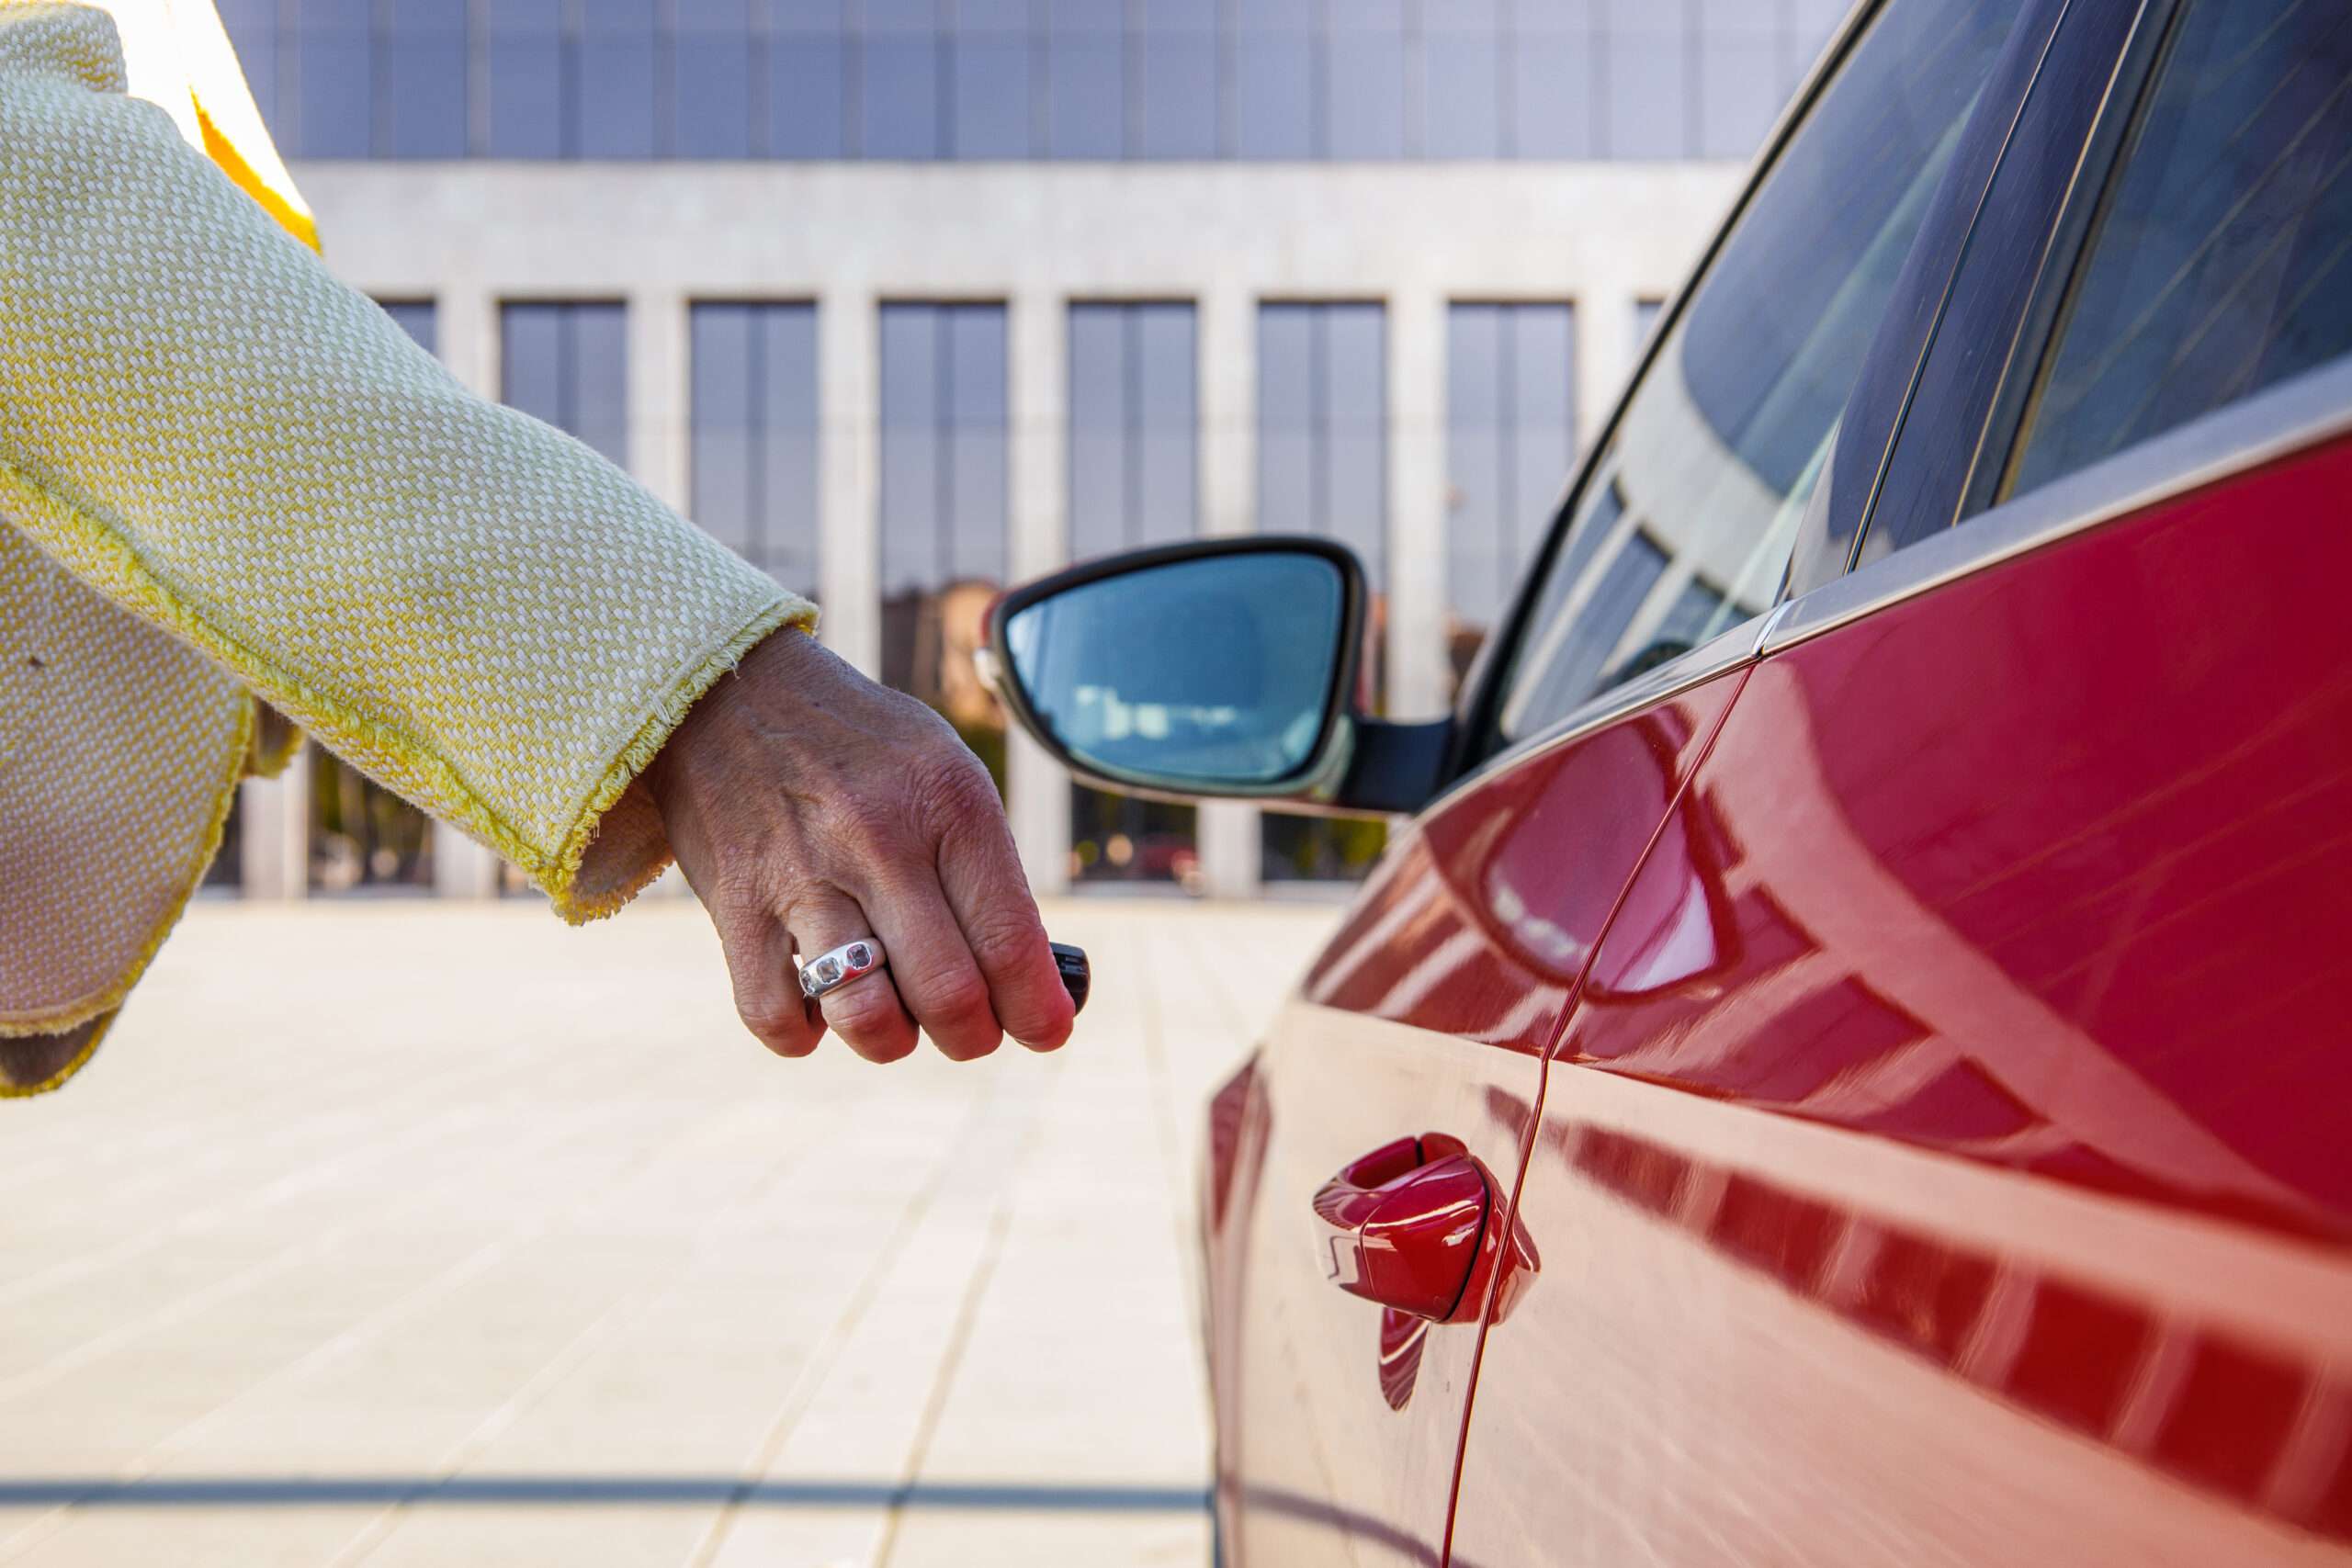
[0,897,1339,1567]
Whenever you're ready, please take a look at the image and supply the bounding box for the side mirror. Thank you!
[983,537,1452,815]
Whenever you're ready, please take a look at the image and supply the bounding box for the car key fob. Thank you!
[1050,942,1091,1016]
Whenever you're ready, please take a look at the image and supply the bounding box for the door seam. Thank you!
[1435,661,1757,1568]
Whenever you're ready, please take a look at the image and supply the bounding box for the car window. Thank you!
[1493,0,2020,745]
[1998,0,2352,502]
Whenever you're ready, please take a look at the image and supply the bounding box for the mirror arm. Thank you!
[1333,718,1454,814]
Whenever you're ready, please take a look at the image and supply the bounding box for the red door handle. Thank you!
[1311,1134,1494,1323]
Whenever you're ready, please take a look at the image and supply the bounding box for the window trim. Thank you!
[1827,0,2178,569]
[1451,0,1890,777]
[1767,349,2352,657]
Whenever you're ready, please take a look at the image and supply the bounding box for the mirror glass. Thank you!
[1003,550,1347,790]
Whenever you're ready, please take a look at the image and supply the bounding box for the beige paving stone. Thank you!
[0,897,1335,1567]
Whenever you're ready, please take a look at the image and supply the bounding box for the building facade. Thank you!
[218,1,1844,902]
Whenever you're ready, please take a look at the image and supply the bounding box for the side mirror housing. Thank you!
[982,536,1452,815]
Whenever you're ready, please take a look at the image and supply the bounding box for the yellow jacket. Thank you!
[0,2,815,1093]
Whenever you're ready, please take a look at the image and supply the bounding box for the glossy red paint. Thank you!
[1311,1134,1490,1323]
[1452,440,2352,1565]
[1202,673,1741,1567]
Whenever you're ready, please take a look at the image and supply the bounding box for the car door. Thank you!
[1206,2,2029,1561]
[1453,2,2352,1563]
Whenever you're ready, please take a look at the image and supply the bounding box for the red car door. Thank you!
[1453,3,2352,1562]
[1204,671,1738,1566]
[1204,1,2030,1560]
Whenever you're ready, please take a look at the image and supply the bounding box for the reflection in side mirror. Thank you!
[995,546,1352,795]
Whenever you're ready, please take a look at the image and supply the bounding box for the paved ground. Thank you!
[0,897,1339,1567]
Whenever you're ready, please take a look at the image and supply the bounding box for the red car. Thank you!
[989,0,2352,1561]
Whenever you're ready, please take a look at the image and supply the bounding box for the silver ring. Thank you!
[798,938,888,1001]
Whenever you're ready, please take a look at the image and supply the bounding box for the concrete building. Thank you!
[215,1,1844,903]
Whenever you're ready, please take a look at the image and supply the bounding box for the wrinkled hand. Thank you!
[644,629,1075,1062]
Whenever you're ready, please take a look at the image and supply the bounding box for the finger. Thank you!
[862,869,1001,1062]
[712,901,821,1059]
[792,888,920,1064]
[933,806,1076,1053]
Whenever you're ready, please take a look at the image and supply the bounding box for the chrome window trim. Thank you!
[1419,609,1783,819]
[1766,353,2352,655]
[1454,0,1883,765]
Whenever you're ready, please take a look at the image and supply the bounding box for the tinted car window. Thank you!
[1495,0,2018,743]
[2002,0,2352,500]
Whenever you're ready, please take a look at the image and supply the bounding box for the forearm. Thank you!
[0,4,811,917]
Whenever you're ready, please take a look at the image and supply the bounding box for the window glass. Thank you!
[2002,0,2352,502]
[1048,0,1126,158]
[1512,2,1596,160]
[953,0,1034,158]
[771,5,849,156]
[1600,0,1687,159]
[879,304,1011,788]
[382,0,468,158]
[1423,0,1502,159]
[1446,303,1576,689]
[1068,303,1201,886]
[672,0,753,157]
[1234,0,1315,159]
[1497,0,2021,742]
[379,300,438,356]
[863,0,944,159]
[218,0,280,139]
[294,0,372,157]
[1259,302,1387,880]
[1138,0,1218,158]
[691,303,819,593]
[1695,0,1783,159]
[485,0,564,158]
[579,0,658,157]
[501,302,630,468]
[1327,1,1406,161]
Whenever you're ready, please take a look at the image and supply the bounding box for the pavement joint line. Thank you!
[683,1071,1019,1568]
[866,1183,1025,1568]
[0,1023,628,1316]
[0,1092,649,1407]
[0,1085,720,1562]
[325,1091,878,1567]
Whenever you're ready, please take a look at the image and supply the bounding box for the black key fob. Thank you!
[1050,942,1091,1016]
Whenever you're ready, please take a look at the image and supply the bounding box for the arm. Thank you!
[0,4,1072,1056]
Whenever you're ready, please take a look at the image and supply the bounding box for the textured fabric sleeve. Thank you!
[0,3,815,920]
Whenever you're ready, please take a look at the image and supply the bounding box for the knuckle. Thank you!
[967,908,1046,976]
[922,967,994,1027]
[735,987,810,1052]
[911,746,1002,833]
[935,1029,1003,1064]
[820,978,904,1038]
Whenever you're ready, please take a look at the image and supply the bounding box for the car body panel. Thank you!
[1204,671,1745,1565]
[1450,436,2352,1565]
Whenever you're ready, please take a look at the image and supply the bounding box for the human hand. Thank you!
[643,629,1076,1062]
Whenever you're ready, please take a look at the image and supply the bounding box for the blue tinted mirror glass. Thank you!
[1004,551,1346,790]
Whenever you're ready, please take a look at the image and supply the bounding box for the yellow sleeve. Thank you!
[0,3,816,920]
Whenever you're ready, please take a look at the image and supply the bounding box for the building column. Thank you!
[1386,287,1451,724]
[628,287,691,512]
[1006,289,1071,897]
[1195,284,1261,901]
[429,288,506,898]
[238,746,310,899]
[817,288,880,681]
[1578,282,1646,450]
[628,288,699,898]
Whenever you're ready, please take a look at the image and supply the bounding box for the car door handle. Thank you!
[1311,1134,1494,1323]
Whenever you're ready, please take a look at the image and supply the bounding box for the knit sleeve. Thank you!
[0,3,815,919]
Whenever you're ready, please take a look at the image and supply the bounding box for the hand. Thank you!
[643,628,1076,1063]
